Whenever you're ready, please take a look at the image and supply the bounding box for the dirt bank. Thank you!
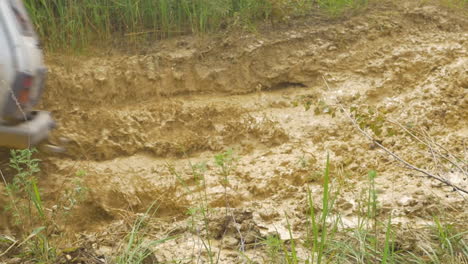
[2,1,467,263]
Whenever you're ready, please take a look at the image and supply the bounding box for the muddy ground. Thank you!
[1,1,467,263]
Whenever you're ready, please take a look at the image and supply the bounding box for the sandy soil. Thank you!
[1,1,467,263]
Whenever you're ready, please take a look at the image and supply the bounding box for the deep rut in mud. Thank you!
[1,3,467,263]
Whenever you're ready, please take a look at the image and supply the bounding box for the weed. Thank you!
[169,161,216,263]
[214,148,236,217]
[439,0,468,10]
[382,215,395,264]
[4,149,42,226]
[1,149,55,262]
[263,235,284,263]
[431,217,468,261]
[59,169,89,216]
[351,106,393,138]
[297,154,309,168]
[214,148,236,181]
[305,155,337,264]
[314,100,337,117]
[191,161,207,182]
[116,201,173,264]
[284,215,298,263]
[317,0,368,16]
[0,150,93,262]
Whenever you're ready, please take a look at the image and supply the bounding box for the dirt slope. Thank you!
[2,2,467,263]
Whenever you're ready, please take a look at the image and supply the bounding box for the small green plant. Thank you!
[263,235,284,263]
[214,149,236,216]
[297,154,309,168]
[367,170,379,253]
[4,149,43,226]
[59,169,89,215]
[1,150,93,262]
[317,0,368,16]
[2,149,56,262]
[304,155,338,264]
[116,202,173,264]
[314,100,337,117]
[350,106,399,138]
[284,215,298,264]
[439,0,468,10]
[382,215,395,264]
[191,162,207,182]
[366,170,378,220]
[432,217,468,260]
[22,226,56,263]
[214,148,236,183]
[169,161,216,263]
[296,96,337,117]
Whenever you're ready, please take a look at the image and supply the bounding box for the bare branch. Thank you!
[388,119,467,177]
[321,76,468,196]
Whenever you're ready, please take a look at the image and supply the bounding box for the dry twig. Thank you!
[321,76,468,196]
[387,119,467,177]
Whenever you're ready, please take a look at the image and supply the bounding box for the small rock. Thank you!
[223,236,239,250]
[96,245,113,256]
[244,231,257,244]
[339,201,353,211]
[397,196,417,207]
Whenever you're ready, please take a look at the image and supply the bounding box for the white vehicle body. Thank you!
[0,0,56,149]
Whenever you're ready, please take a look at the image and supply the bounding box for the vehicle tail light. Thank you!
[18,88,30,104]
[22,75,33,88]
[18,75,33,104]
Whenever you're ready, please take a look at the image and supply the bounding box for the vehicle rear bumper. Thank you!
[0,111,55,149]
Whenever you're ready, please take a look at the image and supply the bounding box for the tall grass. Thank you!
[306,155,336,264]
[23,0,272,51]
[23,0,370,51]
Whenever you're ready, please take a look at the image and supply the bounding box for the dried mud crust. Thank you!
[14,3,468,263]
[57,102,288,160]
